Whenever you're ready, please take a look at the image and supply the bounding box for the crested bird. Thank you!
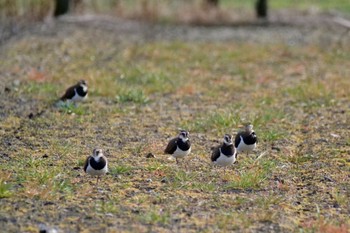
[60,80,88,102]
[211,134,236,168]
[235,124,257,156]
[83,148,108,185]
[164,130,191,164]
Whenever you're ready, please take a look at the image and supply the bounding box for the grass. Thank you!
[0,180,12,198]
[183,110,241,134]
[139,209,171,226]
[225,160,275,190]
[56,101,88,115]
[115,89,149,104]
[109,164,134,175]
[0,13,349,233]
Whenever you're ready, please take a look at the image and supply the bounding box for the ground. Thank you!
[0,10,349,233]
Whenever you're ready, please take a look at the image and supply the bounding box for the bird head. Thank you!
[92,148,104,160]
[245,123,254,133]
[178,130,189,142]
[78,80,87,86]
[223,134,233,145]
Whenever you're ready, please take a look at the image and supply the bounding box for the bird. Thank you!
[235,124,258,156]
[60,80,88,102]
[164,130,191,164]
[83,148,108,185]
[211,134,236,168]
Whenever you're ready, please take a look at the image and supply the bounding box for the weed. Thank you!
[53,178,73,194]
[260,128,285,142]
[139,209,170,226]
[115,89,149,104]
[225,160,275,190]
[56,101,87,115]
[144,161,168,172]
[185,111,241,133]
[109,165,133,175]
[0,180,12,198]
[191,181,217,192]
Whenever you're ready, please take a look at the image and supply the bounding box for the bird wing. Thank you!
[60,85,76,101]
[164,138,177,154]
[234,132,242,148]
[83,156,91,172]
[211,146,221,162]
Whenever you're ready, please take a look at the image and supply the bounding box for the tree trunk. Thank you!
[54,0,70,17]
[256,0,268,18]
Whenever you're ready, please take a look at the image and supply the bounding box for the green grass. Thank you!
[95,199,121,214]
[139,209,171,226]
[184,111,241,133]
[23,82,59,101]
[0,180,12,198]
[109,165,134,175]
[115,89,149,104]
[0,19,349,232]
[56,101,88,115]
[284,81,335,109]
[225,160,275,190]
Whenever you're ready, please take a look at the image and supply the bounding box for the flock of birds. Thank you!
[59,80,258,185]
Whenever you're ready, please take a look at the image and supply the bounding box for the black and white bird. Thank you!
[83,148,108,185]
[60,80,88,102]
[235,124,258,156]
[164,130,191,164]
[211,134,236,167]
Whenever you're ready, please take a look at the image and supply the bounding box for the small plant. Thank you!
[185,111,241,133]
[109,165,133,175]
[140,209,170,226]
[167,170,197,189]
[56,101,87,115]
[95,199,120,214]
[144,161,168,172]
[225,160,275,190]
[259,128,285,142]
[0,180,12,198]
[53,178,73,194]
[225,171,265,190]
[115,89,149,104]
[191,181,216,192]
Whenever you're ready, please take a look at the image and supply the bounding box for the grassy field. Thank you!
[0,11,350,233]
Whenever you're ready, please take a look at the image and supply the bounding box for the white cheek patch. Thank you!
[82,85,88,92]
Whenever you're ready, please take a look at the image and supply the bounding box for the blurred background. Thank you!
[1,0,349,25]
